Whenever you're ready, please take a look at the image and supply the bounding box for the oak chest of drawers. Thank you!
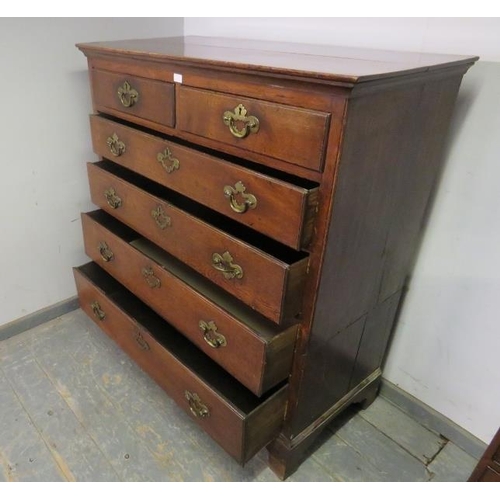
[75,37,477,479]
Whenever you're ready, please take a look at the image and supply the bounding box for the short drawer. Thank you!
[177,86,330,172]
[87,161,309,325]
[90,114,319,250]
[73,262,287,463]
[82,210,297,395]
[91,69,175,129]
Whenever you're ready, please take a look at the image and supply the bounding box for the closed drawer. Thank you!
[91,69,175,128]
[177,86,330,172]
[73,262,287,463]
[81,210,297,395]
[87,161,308,325]
[90,115,319,250]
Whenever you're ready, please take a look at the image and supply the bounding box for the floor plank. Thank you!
[0,310,480,482]
[31,323,194,482]
[1,353,120,481]
[359,396,446,464]
[335,413,431,481]
[0,368,65,482]
[428,442,478,482]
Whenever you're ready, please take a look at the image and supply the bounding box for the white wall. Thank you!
[185,18,500,443]
[0,18,183,327]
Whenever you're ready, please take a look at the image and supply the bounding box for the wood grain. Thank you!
[177,86,330,172]
[90,114,319,250]
[288,73,468,435]
[81,210,297,395]
[73,262,288,463]
[86,161,308,324]
[91,68,175,128]
[77,36,478,84]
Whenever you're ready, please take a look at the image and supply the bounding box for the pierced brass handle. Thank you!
[98,242,114,262]
[199,320,227,349]
[104,188,122,209]
[90,301,105,321]
[142,267,161,289]
[106,133,126,157]
[157,148,180,174]
[151,205,171,230]
[133,330,150,351]
[117,81,139,108]
[212,251,243,280]
[185,391,210,419]
[222,104,259,139]
[223,181,257,214]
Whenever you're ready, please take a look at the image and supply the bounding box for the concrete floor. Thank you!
[0,309,478,482]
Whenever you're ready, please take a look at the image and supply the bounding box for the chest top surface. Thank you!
[76,36,478,85]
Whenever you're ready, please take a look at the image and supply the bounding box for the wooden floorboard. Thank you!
[359,396,447,464]
[0,309,479,482]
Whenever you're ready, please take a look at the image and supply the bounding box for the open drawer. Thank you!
[74,262,288,464]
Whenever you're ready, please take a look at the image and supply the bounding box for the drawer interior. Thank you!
[94,160,309,264]
[77,261,285,414]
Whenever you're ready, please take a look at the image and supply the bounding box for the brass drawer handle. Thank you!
[157,148,180,174]
[222,104,259,139]
[199,320,227,349]
[185,391,210,419]
[151,205,171,229]
[223,181,257,214]
[142,267,161,289]
[90,301,105,321]
[104,188,122,209]
[106,133,126,157]
[212,251,243,280]
[133,329,150,351]
[117,81,139,108]
[98,242,114,262]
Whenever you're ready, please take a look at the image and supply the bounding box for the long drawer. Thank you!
[87,161,309,325]
[90,114,319,250]
[74,262,287,463]
[81,210,297,395]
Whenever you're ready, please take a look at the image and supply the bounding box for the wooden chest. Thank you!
[75,36,477,478]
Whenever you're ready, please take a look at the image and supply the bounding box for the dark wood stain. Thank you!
[74,36,477,479]
[73,262,287,464]
[90,114,319,250]
[81,210,297,396]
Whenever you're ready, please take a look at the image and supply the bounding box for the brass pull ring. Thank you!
[185,391,210,419]
[104,188,122,209]
[117,81,139,108]
[133,330,150,351]
[90,301,105,321]
[106,133,126,157]
[222,104,259,139]
[157,148,180,174]
[223,181,257,214]
[98,242,114,262]
[142,267,161,289]
[199,320,227,349]
[212,251,243,280]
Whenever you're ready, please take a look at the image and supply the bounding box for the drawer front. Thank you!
[90,115,318,250]
[73,263,287,463]
[91,69,175,128]
[87,162,308,324]
[177,86,330,172]
[81,211,297,395]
